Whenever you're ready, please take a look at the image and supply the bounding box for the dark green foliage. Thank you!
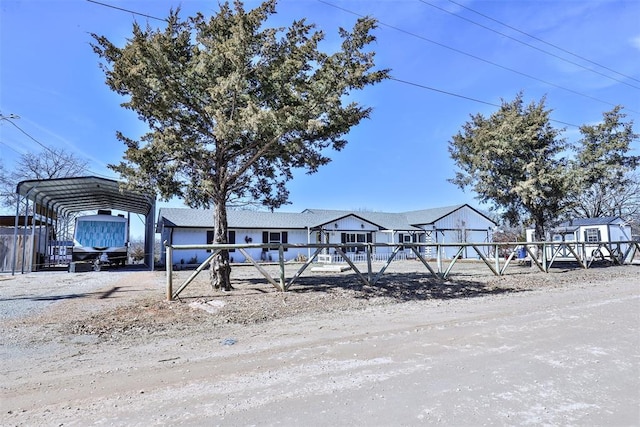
[449,93,568,240]
[568,106,639,219]
[91,0,388,289]
[92,1,388,211]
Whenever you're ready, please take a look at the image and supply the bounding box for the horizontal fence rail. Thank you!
[164,240,640,300]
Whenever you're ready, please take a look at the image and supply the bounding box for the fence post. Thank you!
[278,244,286,292]
[366,243,373,283]
[165,243,173,301]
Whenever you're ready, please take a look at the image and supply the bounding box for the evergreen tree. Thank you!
[92,0,388,290]
[568,106,639,219]
[449,93,568,240]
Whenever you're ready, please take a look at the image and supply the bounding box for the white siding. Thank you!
[255,229,309,263]
[527,219,633,260]
[423,207,493,258]
[167,227,312,264]
[432,205,494,231]
[172,229,206,265]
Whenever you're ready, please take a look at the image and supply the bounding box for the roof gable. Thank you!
[303,209,420,231]
[403,204,496,226]
[158,203,495,231]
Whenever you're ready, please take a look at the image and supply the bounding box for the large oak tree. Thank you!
[92,0,388,290]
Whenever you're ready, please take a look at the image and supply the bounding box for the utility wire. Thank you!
[389,77,580,128]
[1,116,57,154]
[390,77,499,107]
[446,0,640,84]
[419,0,639,90]
[0,140,25,156]
[86,0,637,115]
[316,0,638,115]
[86,0,167,22]
[1,117,116,180]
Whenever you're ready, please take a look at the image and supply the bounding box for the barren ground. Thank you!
[1,260,639,426]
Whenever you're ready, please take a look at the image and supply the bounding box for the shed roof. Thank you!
[16,176,155,216]
[555,216,625,229]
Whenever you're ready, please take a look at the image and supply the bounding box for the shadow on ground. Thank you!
[217,270,525,303]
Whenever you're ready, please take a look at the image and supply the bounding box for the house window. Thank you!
[584,228,600,243]
[206,230,236,252]
[397,233,413,250]
[262,231,288,251]
[341,232,371,253]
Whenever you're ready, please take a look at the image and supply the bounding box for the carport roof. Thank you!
[16,176,155,216]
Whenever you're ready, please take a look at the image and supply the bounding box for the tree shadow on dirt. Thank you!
[0,286,139,302]
[234,271,525,303]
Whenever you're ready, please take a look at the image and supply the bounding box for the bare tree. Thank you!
[1,146,89,208]
[0,146,89,239]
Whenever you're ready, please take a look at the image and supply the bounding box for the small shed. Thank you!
[526,216,633,259]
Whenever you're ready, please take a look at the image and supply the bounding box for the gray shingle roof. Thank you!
[158,203,492,231]
[403,204,466,225]
[302,209,421,230]
[556,216,623,228]
[158,208,316,230]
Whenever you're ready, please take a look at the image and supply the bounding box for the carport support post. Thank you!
[165,243,173,301]
[20,195,32,274]
[11,192,22,275]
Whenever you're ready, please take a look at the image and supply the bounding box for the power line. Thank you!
[446,0,640,84]
[0,140,25,156]
[86,0,167,22]
[315,0,638,115]
[0,116,116,180]
[389,77,580,128]
[390,77,499,107]
[1,116,57,154]
[418,0,640,90]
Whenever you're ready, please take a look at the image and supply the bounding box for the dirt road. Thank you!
[1,265,639,426]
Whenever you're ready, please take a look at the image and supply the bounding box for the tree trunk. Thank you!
[210,200,232,291]
[532,216,546,268]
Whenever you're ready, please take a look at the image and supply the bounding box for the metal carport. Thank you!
[12,176,156,273]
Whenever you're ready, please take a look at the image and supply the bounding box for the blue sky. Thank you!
[1,0,639,237]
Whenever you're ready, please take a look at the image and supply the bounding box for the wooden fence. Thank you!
[164,240,640,301]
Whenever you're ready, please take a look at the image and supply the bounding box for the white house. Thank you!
[526,216,633,259]
[156,204,497,266]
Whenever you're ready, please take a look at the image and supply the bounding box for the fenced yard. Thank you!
[164,240,640,300]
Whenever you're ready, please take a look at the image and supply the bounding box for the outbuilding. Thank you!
[5,176,156,273]
[526,216,633,259]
